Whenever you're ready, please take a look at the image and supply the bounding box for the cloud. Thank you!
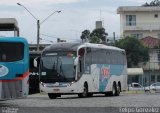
[0,0,80,6]
[0,0,152,43]
[0,0,82,14]
[126,0,152,4]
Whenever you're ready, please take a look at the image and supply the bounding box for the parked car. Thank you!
[145,82,160,93]
[128,83,144,91]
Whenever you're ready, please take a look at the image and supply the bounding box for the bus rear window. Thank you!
[0,42,24,62]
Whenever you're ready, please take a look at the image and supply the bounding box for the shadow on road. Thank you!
[0,102,12,107]
[57,94,121,100]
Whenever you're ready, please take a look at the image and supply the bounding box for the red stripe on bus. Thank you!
[0,70,30,82]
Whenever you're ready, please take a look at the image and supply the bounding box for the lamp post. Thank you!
[17,3,61,51]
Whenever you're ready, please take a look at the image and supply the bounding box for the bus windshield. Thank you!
[40,52,76,80]
[0,42,24,62]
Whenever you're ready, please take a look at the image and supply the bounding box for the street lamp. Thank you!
[17,3,61,51]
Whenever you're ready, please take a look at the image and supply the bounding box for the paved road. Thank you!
[0,93,160,113]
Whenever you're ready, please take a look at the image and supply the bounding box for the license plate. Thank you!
[53,89,60,92]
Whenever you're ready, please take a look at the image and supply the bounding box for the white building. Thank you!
[117,6,160,39]
[142,49,160,86]
[117,6,160,86]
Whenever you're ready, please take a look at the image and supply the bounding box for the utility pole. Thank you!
[113,32,116,45]
[17,3,61,51]
[37,20,40,51]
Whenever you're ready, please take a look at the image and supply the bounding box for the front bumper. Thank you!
[40,82,82,94]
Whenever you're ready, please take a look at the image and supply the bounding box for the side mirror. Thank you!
[34,57,40,68]
[74,56,79,66]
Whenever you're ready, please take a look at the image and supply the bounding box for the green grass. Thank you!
[121,90,145,94]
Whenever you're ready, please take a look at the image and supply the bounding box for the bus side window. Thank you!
[112,51,118,64]
[99,49,106,64]
[115,51,118,64]
[78,48,85,74]
[85,47,92,64]
[119,52,124,65]
[85,47,91,74]
[110,52,114,64]
[106,51,110,64]
[123,52,127,65]
[78,48,85,57]
[91,48,98,64]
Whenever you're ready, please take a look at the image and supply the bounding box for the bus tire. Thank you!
[88,93,93,97]
[111,83,117,96]
[48,93,57,99]
[115,84,120,96]
[78,83,88,98]
[105,92,112,96]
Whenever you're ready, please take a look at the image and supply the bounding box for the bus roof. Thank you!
[0,37,27,43]
[0,37,28,48]
[43,43,81,52]
[43,42,125,52]
[84,43,125,51]
[29,51,41,54]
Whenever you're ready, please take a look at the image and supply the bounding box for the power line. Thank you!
[41,34,59,39]
[41,33,79,41]
[39,38,54,43]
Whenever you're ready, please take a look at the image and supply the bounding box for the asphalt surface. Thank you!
[0,93,160,113]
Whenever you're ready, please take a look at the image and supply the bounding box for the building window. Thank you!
[126,15,136,26]
[158,34,160,38]
[131,33,143,39]
[157,75,160,82]
[154,14,158,18]
[158,53,160,61]
[151,75,155,83]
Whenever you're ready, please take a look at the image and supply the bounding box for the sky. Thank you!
[0,0,153,44]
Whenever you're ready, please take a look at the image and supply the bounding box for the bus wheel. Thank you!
[111,83,117,96]
[115,84,120,96]
[78,84,88,98]
[48,93,57,99]
[105,92,112,96]
[88,93,93,97]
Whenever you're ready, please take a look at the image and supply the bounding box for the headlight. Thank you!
[40,82,46,87]
[68,81,75,86]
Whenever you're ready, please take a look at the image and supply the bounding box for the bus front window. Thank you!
[57,56,75,78]
[41,53,58,77]
[40,52,76,81]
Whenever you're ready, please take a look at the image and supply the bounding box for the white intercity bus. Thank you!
[35,43,127,99]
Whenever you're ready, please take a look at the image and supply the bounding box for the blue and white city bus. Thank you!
[36,43,127,99]
[0,37,29,100]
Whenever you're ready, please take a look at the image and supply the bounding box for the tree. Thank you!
[116,36,149,67]
[142,0,160,6]
[80,28,108,43]
[90,28,108,43]
[89,36,101,43]
[80,30,90,42]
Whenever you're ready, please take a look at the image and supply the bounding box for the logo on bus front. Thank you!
[0,65,9,77]
[101,65,110,81]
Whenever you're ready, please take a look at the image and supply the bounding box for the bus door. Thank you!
[77,48,85,79]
